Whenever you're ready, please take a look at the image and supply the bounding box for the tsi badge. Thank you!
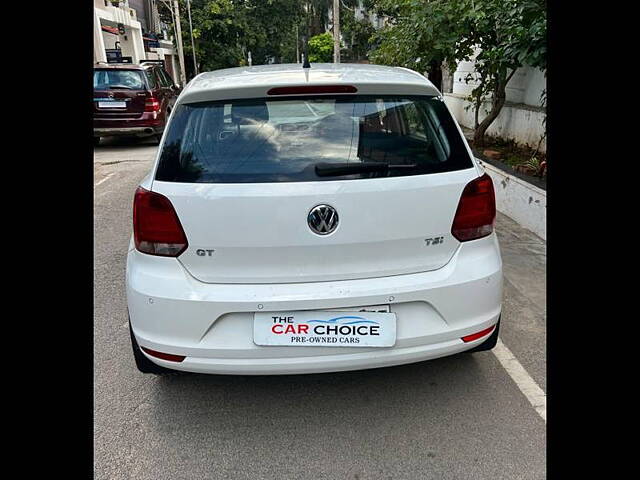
[196,249,215,257]
[425,236,444,246]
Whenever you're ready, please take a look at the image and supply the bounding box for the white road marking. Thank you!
[493,338,546,422]
[95,173,115,187]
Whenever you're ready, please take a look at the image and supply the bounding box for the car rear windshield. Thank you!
[94,69,146,90]
[155,95,473,183]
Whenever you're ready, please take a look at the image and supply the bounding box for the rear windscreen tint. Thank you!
[93,69,145,90]
[155,96,473,183]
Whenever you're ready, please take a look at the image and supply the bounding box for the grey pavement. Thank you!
[94,136,546,480]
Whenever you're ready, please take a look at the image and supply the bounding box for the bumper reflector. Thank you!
[141,346,186,362]
[461,325,496,343]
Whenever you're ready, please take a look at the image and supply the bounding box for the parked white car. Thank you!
[126,63,502,375]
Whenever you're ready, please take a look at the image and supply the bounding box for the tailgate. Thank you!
[153,169,476,284]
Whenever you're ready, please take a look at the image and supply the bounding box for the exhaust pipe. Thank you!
[144,128,154,134]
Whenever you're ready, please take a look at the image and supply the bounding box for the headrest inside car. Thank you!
[231,102,269,125]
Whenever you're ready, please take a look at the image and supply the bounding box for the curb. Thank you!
[477,158,546,240]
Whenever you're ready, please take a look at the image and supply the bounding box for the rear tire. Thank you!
[93,137,101,146]
[129,320,174,375]
[466,317,500,353]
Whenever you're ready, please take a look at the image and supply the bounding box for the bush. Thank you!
[308,32,334,63]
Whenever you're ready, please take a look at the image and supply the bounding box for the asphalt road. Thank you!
[94,136,546,480]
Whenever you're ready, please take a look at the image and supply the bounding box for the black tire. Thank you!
[466,317,501,353]
[93,137,101,146]
[129,320,174,374]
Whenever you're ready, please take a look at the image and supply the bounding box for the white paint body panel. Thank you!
[126,63,503,374]
[176,63,440,104]
[127,233,502,374]
[154,168,477,284]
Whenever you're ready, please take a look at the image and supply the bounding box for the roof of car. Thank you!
[178,63,440,104]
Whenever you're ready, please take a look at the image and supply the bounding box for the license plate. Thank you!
[254,310,397,347]
[98,101,126,108]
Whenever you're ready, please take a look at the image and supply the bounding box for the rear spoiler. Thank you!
[140,59,165,68]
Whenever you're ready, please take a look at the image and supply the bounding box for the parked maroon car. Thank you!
[93,62,180,145]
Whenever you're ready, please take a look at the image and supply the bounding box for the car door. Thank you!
[159,68,179,108]
[146,67,171,126]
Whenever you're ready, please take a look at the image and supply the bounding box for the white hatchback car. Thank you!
[126,63,502,375]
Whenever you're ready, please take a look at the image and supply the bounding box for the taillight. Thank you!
[133,187,188,257]
[144,96,160,112]
[451,173,496,242]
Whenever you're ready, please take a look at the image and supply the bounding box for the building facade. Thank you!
[93,0,181,83]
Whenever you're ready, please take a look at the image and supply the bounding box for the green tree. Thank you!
[369,0,474,89]
[158,0,245,74]
[308,32,334,62]
[340,4,376,61]
[463,0,546,146]
[305,0,330,37]
[158,0,306,77]
[369,0,546,147]
[244,0,306,64]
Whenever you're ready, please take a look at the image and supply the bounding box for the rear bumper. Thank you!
[126,234,502,375]
[94,113,163,137]
[140,334,495,375]
[93,127,162,137]
[94,126,159,137]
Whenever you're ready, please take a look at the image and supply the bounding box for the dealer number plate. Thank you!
[253,310,397,347]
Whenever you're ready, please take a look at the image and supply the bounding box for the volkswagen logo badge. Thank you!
[308,204,339,235]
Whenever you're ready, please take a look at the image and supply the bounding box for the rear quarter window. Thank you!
[155,95,473,183]
[159,69,174,87]
[144,69,158,89]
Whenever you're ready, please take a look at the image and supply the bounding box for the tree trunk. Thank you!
[441,62,454,94]
[428,60,443,92]
[474,97,481,130]
[310,4,324,36]
[473,69,516,147]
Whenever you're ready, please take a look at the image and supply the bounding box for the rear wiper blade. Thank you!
[315,162,417,177]
[108,85,133,90]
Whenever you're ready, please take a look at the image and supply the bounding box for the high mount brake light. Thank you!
[133,187,188,257]
[451,173,496,242]
[267,85,358,95]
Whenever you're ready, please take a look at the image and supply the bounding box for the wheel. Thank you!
[129,320,174,374]
[466,317,500,353]
[93,137,101,146]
